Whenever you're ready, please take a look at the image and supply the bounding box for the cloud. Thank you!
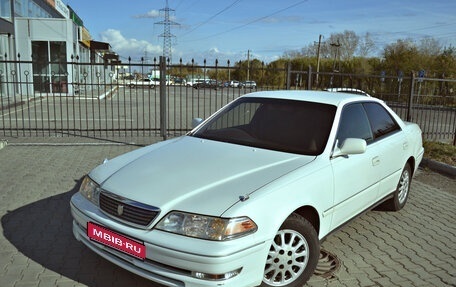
[98,30,280,64]
[100,29,162,60]
[260,15,304,24]
[132,9,177,21]
[133,10,160,19]
[181,47,278,65]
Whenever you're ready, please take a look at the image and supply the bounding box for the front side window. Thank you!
[192,98,336,155]
[336,103,373,147]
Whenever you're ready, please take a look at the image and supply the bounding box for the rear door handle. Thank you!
[372,156,380,166]
[403,142,409,150]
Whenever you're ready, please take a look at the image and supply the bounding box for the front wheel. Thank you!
[260,213,319,287]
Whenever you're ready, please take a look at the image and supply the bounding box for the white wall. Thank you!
[14,17,78,95]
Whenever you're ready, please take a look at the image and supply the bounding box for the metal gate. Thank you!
[1,57,455,144]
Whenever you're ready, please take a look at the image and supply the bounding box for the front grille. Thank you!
[99,191,160,227]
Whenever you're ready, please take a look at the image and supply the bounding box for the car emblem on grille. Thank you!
[117,204,124,216]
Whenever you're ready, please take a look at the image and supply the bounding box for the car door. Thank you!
[363,102,407,199]
[330,103,381,229]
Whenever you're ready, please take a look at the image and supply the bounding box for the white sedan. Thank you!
[70,90,424,287]
[127,78,159,88]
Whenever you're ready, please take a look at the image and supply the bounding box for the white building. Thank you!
[1,0,119,97]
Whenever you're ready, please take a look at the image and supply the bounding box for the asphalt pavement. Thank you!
[0,138,455,287]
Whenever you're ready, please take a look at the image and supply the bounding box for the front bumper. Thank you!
[70,192,268,287]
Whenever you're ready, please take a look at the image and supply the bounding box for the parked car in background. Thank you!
[186,79,206,87]
[240,80,257,89]
[122,74,135,81]
[127,78,159,89]
[70,90,423,287]
[229,80,240,87]
[173,77,186,85]
[193,79,222,89]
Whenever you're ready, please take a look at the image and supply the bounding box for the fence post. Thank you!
[286,62,291,90]
[307,65,312,90]
[453,125,456,146]
[159,56,167,140]
[407,71,415,122]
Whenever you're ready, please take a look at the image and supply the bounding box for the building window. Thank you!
[1,0,12,20]
[0,34,11,97]
[32,41,67,93]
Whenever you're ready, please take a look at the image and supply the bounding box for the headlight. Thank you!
[79,176,101,205]
[156,211,257,241]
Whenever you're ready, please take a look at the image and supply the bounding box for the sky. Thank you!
[65,0,456,64]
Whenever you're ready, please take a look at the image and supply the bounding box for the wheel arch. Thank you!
[293,205,320,235]
[406,156,416,175]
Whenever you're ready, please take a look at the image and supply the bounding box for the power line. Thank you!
[182,0,242,37]
[183,0,308,42]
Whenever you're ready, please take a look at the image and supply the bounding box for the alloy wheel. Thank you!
[263,229,309,286]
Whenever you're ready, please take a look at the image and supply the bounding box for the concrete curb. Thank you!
[420,158,456,179]
[0,140,7,150]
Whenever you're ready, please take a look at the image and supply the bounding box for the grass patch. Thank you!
[423,141,456,166]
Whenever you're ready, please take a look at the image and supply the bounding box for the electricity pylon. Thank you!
[155,0,180,63]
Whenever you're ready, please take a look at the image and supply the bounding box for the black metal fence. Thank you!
[1,57,455,144]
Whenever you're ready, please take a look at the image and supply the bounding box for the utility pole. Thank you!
[247,49,250,81]
[330,39,341,72]
[155,0,180,63]
[330,39,341,87]
[315,34,322,86]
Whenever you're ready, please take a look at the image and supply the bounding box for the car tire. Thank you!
[260,213,319,287]
[381,163,412,211]
[149,85,156,89]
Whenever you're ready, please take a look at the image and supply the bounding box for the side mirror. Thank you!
[192,118,203,129]
[332,138,367,158]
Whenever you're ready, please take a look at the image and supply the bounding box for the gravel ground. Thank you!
[415,167,455,195]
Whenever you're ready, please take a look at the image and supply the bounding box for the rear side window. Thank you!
[363,103,401,140]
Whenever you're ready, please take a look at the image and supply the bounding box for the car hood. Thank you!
[89,136,314,216]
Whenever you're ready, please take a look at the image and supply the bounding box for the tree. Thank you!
[434,46,456,95]
[358,32,376,57]
[328,30,359,60]
[264,59,288,88]
[418,37,442,56]
[382,39,420,74]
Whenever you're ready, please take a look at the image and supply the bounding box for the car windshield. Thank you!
[191,97,336,155]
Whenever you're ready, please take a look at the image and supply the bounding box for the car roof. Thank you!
[242,90,378,107]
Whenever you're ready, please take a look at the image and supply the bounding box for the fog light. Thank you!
[192,268,242,281]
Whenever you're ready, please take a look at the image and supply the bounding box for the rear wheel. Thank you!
[261,213,319,287]
[382,163,412,211]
